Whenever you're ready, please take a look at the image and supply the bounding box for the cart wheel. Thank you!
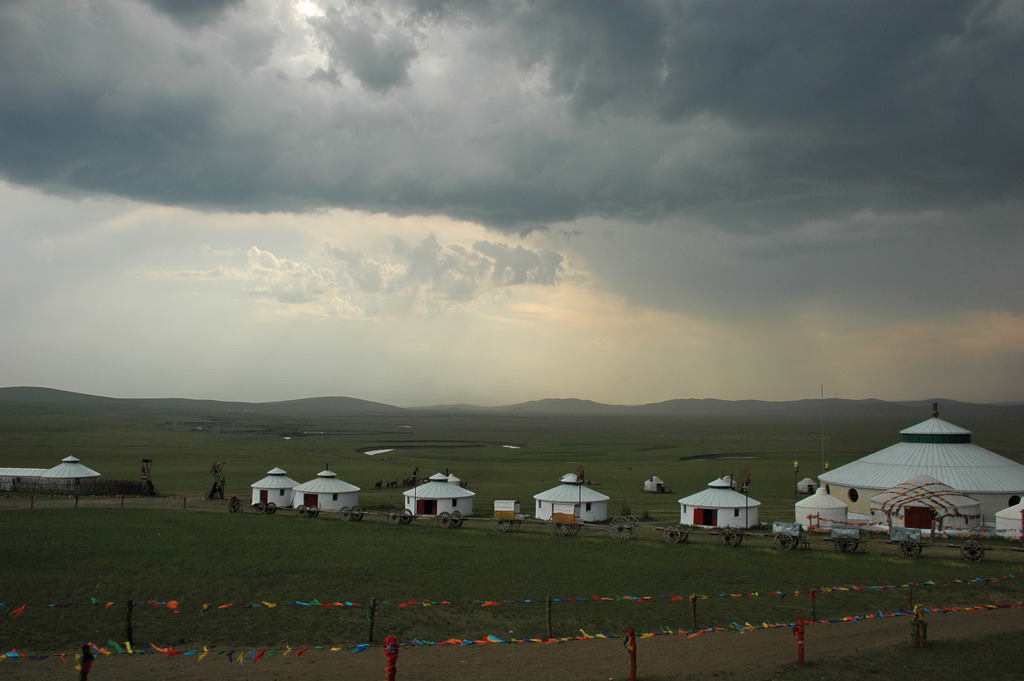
[836,536,858,554]
[265,502,277,515]
[546,520,562,536]
[898,539,921,558]
[296,504,307,517]
[511,518,522,531]
[350,506,364,521]
[307,507,320,518]
[609,522,634,540]
[255,501,266,513]
[664,527,683,544]
[960,539,985,562]
[450,510,463,528]
[386,510,403,525]
[774,533,796,550]
[399,508,413,525]
[720,528,742,547]
[437,511,452,529]
[340,506,351,520]
[492,519,510,532]
[228,497,241,513]
[568,523,582,536]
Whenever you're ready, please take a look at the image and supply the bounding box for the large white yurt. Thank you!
[534,473,609,522]
[291,469,360,511]
[404,472,475,516]
[250,467,300,506]
[40,456,101,491]
[795,486,848,529]
[678,477,761,528]
[995,500,1024,536]
[869,476,981,530]
[818,404,1024,518]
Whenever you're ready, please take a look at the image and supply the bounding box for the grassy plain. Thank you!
[2,397,1024,656]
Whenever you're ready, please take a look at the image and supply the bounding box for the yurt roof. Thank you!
[870,476,980,516]
[429,472,449,481]
[707,476,733,489]
[404,479,475,499]
[818,411,1024,494]
[292,470,360,494]
[251,467,300,489]
[41,456,101,479]
[647,476,665,484]
[798,477,817,486]
[795,486,847,509]
[0,467,48,478]
[678,485,760,508]
[534,481,610,503]
[995,500,1024,520]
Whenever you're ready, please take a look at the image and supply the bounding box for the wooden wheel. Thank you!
[546,520,563,536]
[493,519,511,532]
[228,497,241,513]
[609,523,634,540]
[510,518,522,531]
[720,528,742,547]
[265,502,277,515]
[307,507,320,518]
[296,504,307,517]
[836,536,858,554]
[254,501,266,513]
[567,523,582,536]
[898,539,921,558]
[340,506,351,520]
[399,508,413,525]
[960,539,984,562]
[774,533,796,550]
[387,510,402,525]
[437,511,452,529]
[449,510,464,528]
[350,506,364,521]
[663,527,683,544]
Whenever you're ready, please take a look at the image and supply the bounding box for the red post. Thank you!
[79,643,95,681]
[383,635,399,681]
[792,616,805,664]
[625,628,637,681]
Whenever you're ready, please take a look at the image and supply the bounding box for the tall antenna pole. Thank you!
[820,385,825,473]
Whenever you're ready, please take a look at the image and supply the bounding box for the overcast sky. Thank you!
[2,0,1023,407]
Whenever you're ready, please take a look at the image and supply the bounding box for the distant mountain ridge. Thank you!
[1,386,1021,421]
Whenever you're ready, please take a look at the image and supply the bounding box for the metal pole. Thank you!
[546,596,553,638]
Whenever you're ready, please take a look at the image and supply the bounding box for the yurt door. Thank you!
[694,508,717,525]
[417,499,437,514]
[260,490,269,503]
[304,493,319,507]
[905,506,934,529]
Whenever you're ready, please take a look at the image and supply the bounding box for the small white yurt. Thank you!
[795,486,848,530]
[404,472,475,516]
[250,467,299,506]
[643,476,667,493]
[40,456,101,491]
[678,477,760,528]
[995,499,1024,536]
[797,477,818,494]
[291,469,360,511]
[870,476,982,530]
[534,473,609,522]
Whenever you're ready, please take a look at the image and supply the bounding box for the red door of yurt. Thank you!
[260,490,269,503]
[304,493,319,507]
[416,499,437,514]
[905,506,934,529]
[694,508,717,526]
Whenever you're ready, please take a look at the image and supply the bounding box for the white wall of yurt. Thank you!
[250,467,299,506]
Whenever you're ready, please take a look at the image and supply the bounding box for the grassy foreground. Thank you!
[3,507,1023,653]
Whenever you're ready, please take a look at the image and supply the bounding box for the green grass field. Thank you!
[2,398,1023,657]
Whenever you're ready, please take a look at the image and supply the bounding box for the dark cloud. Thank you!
[0,0,1020,233]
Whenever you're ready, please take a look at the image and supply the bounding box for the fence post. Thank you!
[183,496,187,510]
[626,627,637,681]
[124,601,134,646]
[75,495,79,509]
[121,494,125,509]
[810,590,816,620]
[984,578,990,604]
[792,616,805,664]
[383,635,399,681]
[367,597,377,643]
[78,643,95,680]
[689,593,697,629]
[30,495,34,510]
[907,585,913,611]
[546,596,553,638]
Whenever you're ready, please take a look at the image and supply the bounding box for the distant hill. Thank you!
[1,386,1021,421]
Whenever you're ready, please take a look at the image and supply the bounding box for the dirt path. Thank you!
[4,607,1021,681]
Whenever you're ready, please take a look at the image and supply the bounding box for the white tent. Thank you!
[795,486,847,529]
[404,472,475,516]
[643,476,667,492]
[818,405,1024,517]
[995,499,1024,536]
[796,477,818,494]
[678,477,760,528]
[41,456,100,480]
[250,466,299,506]
[292,470,360,511]
[533,473,609,522]
[870,476,981,530]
